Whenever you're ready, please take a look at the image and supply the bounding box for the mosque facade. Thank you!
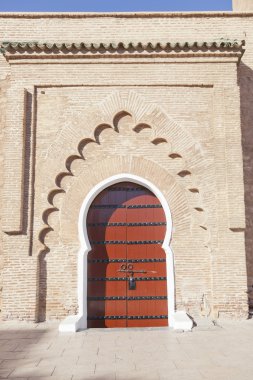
[0,0,252,330]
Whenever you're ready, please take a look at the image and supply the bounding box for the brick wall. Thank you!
[233,0,253,11]
[0,12,252,322]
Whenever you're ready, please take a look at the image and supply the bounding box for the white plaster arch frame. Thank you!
[59,173,192,332]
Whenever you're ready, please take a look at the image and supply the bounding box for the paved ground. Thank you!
[0,318,252,380]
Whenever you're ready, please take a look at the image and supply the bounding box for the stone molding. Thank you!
[0,39,245,61]
[0,12,252,18]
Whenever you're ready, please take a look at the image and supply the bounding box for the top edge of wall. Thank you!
[0,11,253,19]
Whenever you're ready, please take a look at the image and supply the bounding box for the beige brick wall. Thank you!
[0,56,10,314]
[0,12,252,322]
[233,0,253,11]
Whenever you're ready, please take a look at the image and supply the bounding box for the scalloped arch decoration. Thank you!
[59,156,190,246]
[38,107,209,255]
[98,91,197,156]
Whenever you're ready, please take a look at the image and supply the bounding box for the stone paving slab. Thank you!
[0,319,252,379]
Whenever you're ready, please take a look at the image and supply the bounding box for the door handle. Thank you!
[117,264,157,274]
[117,264,157,291]
[129,275,136,290]
[118,264,133,272]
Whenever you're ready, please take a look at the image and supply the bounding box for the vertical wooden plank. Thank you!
[126,185,168,327]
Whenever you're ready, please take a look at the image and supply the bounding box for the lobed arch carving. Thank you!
[38,108,211,255]
[60,157,191,245]
[36,91,213,322]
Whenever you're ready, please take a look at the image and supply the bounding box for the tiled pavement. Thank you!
[0,319,253,379]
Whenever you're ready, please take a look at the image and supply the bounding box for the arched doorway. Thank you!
[58,173,177,332]
[87,181,168,328]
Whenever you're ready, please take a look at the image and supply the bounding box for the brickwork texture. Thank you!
[0,12,252,323]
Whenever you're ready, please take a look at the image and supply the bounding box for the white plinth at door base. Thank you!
[59,315,86,333]
[172,311,193,331]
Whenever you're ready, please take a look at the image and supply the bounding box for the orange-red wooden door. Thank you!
[87,182,168,328]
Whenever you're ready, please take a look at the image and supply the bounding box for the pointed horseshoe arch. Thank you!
[59,173,175,331]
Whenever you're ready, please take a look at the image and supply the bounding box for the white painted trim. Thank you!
[173,311,193,331]
[59,173,176,332]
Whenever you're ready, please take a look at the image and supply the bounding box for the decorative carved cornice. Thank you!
[0,39,245,61]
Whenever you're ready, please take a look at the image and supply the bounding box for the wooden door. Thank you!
[87,182,168,328]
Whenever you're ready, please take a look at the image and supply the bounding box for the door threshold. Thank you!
[83,326,171,332]
[59,311,193,332]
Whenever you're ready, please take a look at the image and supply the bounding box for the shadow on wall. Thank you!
[38,250,48,322]
[239,62,253,308]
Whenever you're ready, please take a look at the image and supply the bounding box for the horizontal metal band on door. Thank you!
[91,240,163,245]
[108,187,145,192]
[88,296,168,301]
[88,277,166,281]
[88,315,168,320]
[87,222,167,227]
[88,258,166,263]
[90,204,162,209]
